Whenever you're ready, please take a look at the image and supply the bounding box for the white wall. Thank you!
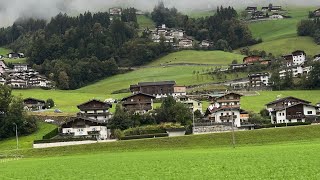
[303,105,316,115]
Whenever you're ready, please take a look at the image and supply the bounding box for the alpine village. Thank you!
[1,1,320,179]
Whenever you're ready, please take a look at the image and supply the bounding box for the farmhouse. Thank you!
[7,52,24,59]
[279,66,312,78]
[176,95,203,113]
[23,98,46,111]
[130,81,186,98]
[251,11,266,19]
[121,92,155,113]
[178,38,193,48]
[109,7,122,16]
[313,8,320,17]
[270,14,284,19]
[13,64,28,72]
[0,75,6,85]
[248,72,270,88]
[314,54,320,62]
[243,56,262,64]
[205,92,249,127]
[266,97,318,124]
[245,6,257,13]
[282,50,306,67]
[269,5,282,12]
[0,60,7,74]
[60,116,110,140]
[77,99,112,122]
[7,76,27,88]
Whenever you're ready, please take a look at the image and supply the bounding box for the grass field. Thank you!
[241,90,320,113]
[246,6,320,56]
[137,15,155,29]
[0,47,10,55]
[0,122,56,152]
[148,50,245,66]
[1,125,320,179]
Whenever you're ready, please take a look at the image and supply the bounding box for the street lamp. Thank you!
[13,123,19,150]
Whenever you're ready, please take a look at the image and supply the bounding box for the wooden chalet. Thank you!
[243,56,262,64]
[23,98,46,111]
[77,99,112,121]
[266,97,318,124]
[130,81,185,98]
[60,116,109,139]
[121,93,156,113]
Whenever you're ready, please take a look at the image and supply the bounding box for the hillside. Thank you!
[246,6,320,56]
[148,50,245,66]
[0,122,56,151]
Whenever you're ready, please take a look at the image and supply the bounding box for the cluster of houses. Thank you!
[0,62,52,89]
[228,50,319,91]
[149,24,213,49]
[311,8,320,17]
[245,5,286,20]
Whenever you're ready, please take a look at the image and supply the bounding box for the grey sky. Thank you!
[0,0,319,27]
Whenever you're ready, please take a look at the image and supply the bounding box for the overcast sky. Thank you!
[0,0,319,27]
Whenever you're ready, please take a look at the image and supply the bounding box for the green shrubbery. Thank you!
[42,128,59,139]
[34,137,97,144]
[120,133,168,140]
[123,123,184,136]
[256,122,311,129]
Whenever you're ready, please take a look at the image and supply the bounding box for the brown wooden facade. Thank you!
[121,93,155,113]
[266,96,310,111]
[130,81,176,96]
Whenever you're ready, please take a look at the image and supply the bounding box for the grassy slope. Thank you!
[241,90,320,113]
[0,47,10,55]
[137,15,155,29]
[148,50,245,66]
[0,122,56,151]
[247,7,320,56]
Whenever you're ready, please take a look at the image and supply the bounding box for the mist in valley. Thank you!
[0,0,319,27]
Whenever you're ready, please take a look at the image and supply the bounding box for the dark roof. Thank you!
[292,50,306,56]
[137,81,176,86]
[265,96,311,106]
[273,102,318,111]
[23,97,45,103]
[61,116,107,127]
[77,99,112,109]
[314,54,320,58]
[261,7,269,9]
[121,92,156,101]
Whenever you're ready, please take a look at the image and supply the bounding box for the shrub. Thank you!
[34,137,97,144]
[114,129,124,139]
[120,133,168,140]
[45,99,54,109]
[256,122,311,129]
[123,123,184,136]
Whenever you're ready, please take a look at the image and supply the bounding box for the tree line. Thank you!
[297,18,320,44]
[150,2,261,50]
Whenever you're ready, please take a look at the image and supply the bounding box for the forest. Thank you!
[297,18,320,44]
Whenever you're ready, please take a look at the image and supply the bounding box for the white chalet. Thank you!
[279,66,312,78]
[61,117,110,140]
[282,50,306,67]
[13,64,28,72]
[176,95,203,114]
[179,38,193,48]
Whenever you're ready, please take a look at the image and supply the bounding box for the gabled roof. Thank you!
[77,99,112,109]
[292,50,306,56]
[137,81,176,86]
[61,116,107,127]
[272,102,318,112]
[121,92,156,101]
[209,92,243,100]
[265,96,311,106]
[23,97,45,103]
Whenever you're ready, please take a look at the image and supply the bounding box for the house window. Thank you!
[307,111,313,115]
[297,119,302,122]
[278,113,281,116]
[221,113,223,116]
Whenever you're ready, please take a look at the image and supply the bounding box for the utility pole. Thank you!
[231,104,235,148]
[192,110,195,134]
[13,123,19,150]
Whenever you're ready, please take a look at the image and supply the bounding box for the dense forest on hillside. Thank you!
[297,18,320,44]
[0,4,259,90]
[151,3,260,49]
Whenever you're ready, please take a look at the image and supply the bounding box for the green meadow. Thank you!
[148,50,245,66]
[1,125,320,179]
[0,47,10,55]
[247,6,320,55]
[137,15,155,29]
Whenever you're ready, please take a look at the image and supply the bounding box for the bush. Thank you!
[120,133,168,140]
[123,123,184,136]
[114,129,124,139]
[256,122,311,129]
[45,99,54,109]
[42,128,58,139]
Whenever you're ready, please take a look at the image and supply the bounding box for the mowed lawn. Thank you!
[247,7,320,56]
[0,47,10,55]
[137,15,155,29]
[1,125,320,179]
[148,50,245,66]
[241,90,320,113]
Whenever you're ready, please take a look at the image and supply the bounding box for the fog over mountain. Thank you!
[0,0,319,27]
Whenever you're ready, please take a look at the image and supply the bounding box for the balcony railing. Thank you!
[286,115,306,119]
[220,115,237,120]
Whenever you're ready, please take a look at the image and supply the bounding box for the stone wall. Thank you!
[193,125,239,134]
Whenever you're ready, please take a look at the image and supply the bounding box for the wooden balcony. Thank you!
[220,115,237,121]
[286,115,306,119]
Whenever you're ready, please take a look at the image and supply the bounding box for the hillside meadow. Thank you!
[1,125,320,179]
[246,6,320,56]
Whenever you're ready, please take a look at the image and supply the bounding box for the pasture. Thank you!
[0,47,10,55]
[1,125,320,179]
[247,6,320,56]
[137,15,155,29]
[148,50,245,66]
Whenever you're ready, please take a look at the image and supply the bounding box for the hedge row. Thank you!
[42,128,59,139]
[256,122,311,129]
[120,133,168,140]
[34,137,97,144]
[123,123,184,136]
